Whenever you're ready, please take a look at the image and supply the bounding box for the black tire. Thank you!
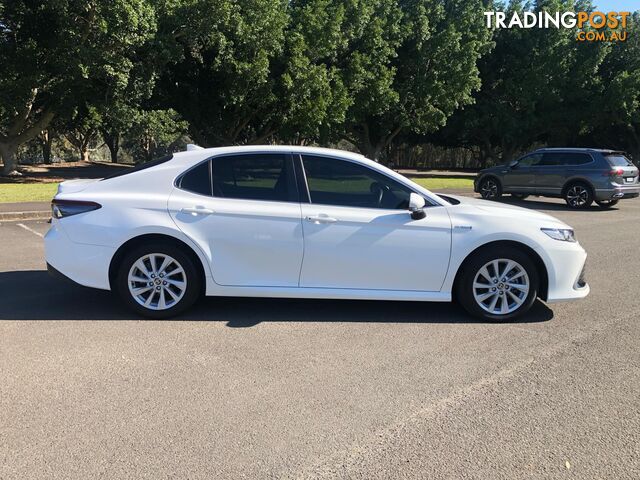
[115,242,202,319]
[595,199,619,209]
[563,182,593,209]
[479,177,502,200]
[511,193,529,200]
[456,246,539,322]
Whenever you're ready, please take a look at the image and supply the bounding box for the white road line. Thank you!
[17,222,44,238]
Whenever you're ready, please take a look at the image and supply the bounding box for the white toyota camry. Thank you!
[45,146,589,321]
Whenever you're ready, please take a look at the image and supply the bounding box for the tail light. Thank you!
[603,168,624,177]
[51,199,101,219]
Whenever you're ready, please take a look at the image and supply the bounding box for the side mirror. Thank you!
[409,193,426,220]
[508,160,519,169]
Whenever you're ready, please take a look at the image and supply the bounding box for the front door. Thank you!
[297,154,452,292]
[502,153,542,192]
[168,153,304,287]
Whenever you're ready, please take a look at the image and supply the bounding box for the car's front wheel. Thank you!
[456,247,538,321]
[116,243,202,319]
[479,177,502,200]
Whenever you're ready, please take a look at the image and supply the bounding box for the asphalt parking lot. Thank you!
[1,195,639,479]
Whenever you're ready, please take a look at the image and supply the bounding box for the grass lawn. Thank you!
[0,176,473,204]
[410,177,474,190]
[0,183,59,203]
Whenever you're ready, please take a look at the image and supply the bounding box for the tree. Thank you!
[124,109,188,163]
[0,0,155,175]
[155,0,289,146]
[335,0,492,160]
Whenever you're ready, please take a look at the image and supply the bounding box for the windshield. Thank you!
[604,154,633,167]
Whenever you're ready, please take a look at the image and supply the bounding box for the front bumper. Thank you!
[542,242,589,303]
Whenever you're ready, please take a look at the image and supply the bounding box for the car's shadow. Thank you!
[0,271,554,326]
[494,196,616,212]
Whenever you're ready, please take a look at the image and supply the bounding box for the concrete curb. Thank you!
[0,211,51,222]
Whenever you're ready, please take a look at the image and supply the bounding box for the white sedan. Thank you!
[45,146,589,321]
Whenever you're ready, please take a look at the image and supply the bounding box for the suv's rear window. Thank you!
[101,155,173,181]
[604,154,633,167]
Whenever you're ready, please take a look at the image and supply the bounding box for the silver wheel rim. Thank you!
[567,186,588,207]
[128,253,187,311]
[481,179,498,198]
[473,259,529,315]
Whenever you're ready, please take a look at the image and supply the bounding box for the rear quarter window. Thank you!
[101,155,173,181]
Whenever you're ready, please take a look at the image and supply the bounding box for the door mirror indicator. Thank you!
[409,193,426,220]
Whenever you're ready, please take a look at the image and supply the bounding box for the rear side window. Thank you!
[604,154,633,167]
[179,161,212,195]
[212,154,294,202]
[301,155,413,209]
[541,152,591,166]
[102,155,173,181]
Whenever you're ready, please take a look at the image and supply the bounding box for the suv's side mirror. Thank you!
[409,193,426,220]
[508,160,519,169]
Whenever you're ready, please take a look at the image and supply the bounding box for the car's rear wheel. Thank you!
[511,193,529,200]
[456,247,538,321]
[564,183,593,209]
[116,243,202,319]
[479,177,502,200]
[595,199,619,209]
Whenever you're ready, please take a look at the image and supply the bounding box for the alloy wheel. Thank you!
[566,185,589,208]
[472,259,530,315]
[481,179,498,199]
[127,253,187,310]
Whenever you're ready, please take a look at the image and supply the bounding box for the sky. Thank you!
[595,0,640,10]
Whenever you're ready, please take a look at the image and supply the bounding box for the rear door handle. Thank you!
[181,207,214,216]
[306,215,338,224]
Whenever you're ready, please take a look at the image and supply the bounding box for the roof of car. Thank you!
[533,147,623,154]
[173,145,368,162]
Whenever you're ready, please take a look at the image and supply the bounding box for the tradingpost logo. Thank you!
[484,10,630,42]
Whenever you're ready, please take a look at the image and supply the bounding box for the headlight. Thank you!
[541,228,576,242]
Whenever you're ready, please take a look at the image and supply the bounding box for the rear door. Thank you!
[502,154,542,192]
[168,153,304,287]
[535,152,593,195]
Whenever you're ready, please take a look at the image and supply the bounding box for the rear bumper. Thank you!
[44,221,114,290]
[594,184,640,201]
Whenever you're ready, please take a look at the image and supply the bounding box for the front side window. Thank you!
[212,153,293,202]
[517,154,542,167]
[301,155,413,209]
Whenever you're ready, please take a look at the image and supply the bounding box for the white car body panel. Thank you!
[45,145,589,307]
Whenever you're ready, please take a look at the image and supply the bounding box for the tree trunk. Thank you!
[0,142,19,176]
[103,131,120,163]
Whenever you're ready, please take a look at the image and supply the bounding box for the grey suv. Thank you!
[474,148,640,209]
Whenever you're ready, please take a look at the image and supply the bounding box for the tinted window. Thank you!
[212,154,292,202]
[517,154,542,167]
[101,155,173,181]
[605,154,633,167]
[302,155,413,209]
[541,152,591,166]
[179,161,211,195]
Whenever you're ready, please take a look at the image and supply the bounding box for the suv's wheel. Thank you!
[479,177,502,200]
[564,183,593,209]
[511,193,529,200]
[595,199,619,209]
[116,242,202,319]
[456,247,538,321]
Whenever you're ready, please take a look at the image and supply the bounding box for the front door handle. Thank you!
[181,207,214,216]
[306,215,338,224]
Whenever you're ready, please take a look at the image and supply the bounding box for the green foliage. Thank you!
[124,109,189,163]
